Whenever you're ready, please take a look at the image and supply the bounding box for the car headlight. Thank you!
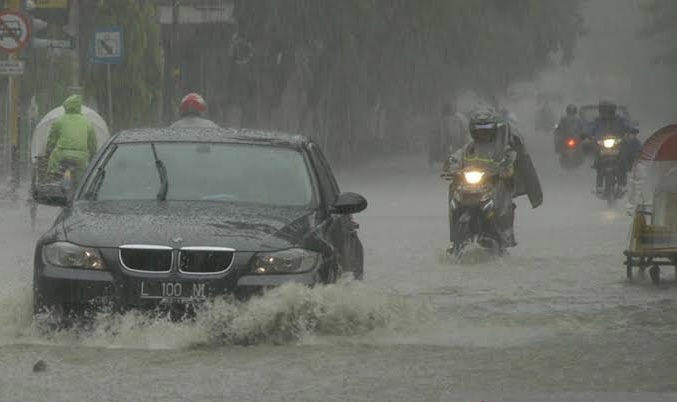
[464,170,485,184]
[43,242,106,270]
[250,248,321,274]
[601,138,617,148]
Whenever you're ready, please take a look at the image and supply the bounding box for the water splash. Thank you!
[0,281,434,350]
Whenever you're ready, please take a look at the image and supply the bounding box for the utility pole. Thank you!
[162,0,180,125]
[64,0,79,93]
[5,0,27,195]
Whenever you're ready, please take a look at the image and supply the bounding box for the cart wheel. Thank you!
[649,265,660,286]
[30,201,37,231]
[625,257,633,280]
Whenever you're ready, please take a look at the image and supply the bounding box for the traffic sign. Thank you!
[32,37,74,49]
[0,60,24,75]
[0,11,31,53]
[92,27,123,64]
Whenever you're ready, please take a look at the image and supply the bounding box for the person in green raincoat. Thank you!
[46,95,98,183]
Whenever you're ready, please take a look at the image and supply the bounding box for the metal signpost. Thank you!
[0,8,31,193]
[91,27,123,131]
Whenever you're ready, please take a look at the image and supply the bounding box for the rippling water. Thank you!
[0,149,676,401]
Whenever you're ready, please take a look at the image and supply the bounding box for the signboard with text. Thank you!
[0,59,24,75]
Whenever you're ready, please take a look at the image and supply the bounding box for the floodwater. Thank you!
[0,136,675,402]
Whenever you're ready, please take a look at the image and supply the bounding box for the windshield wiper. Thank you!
[151,143,169,201]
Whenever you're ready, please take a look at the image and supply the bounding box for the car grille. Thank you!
[119,246,173,273]
[179,247,235,274]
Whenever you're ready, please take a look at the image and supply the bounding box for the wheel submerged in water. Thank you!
[649,265,660,286]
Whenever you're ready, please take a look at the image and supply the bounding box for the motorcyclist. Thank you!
[553,104,584,153]
[444,108,520,249]
[170,93,219,128]
[46,94,98,185]
[590,98,639,193]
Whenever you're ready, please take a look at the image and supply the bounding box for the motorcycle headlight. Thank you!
[250,248,321,274]
[43,242,105,270]
[602,138,617,149]
[463,171,485,184]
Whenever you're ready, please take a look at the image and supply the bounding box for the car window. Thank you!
[88,143,316,207]
[308,144,340,204]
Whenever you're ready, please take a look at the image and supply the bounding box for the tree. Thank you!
[80,0,162,131]
[225,0,585,164]
[641,0,677,66]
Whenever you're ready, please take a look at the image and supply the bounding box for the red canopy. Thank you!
[639,124,677,161]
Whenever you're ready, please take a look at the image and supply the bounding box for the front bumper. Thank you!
[34,260,322,310]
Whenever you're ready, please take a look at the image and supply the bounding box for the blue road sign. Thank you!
[91,27,123,64]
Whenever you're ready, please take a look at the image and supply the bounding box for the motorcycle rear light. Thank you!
[566,138,577,148]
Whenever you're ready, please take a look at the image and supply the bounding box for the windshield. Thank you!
[84,143,316,207]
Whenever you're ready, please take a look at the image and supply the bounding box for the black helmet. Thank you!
[469,108,503,143]
[599,98,617,119]
[566,104,577,115]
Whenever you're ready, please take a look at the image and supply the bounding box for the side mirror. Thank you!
[331,192,367,215]
[32,184,69,207]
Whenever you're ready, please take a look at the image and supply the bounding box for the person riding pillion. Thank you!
[445,109,542,248]
[170,93,219,128]
[46,94,98,183]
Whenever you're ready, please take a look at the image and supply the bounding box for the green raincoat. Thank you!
[46,95,98,178]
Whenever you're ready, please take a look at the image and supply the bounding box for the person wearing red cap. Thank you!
[170,93,219,128]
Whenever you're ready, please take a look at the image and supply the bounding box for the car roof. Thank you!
[112,127,311,148]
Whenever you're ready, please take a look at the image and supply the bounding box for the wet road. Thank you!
[0,147,676,401]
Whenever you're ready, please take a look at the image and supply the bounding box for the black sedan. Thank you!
[32,128,367,317]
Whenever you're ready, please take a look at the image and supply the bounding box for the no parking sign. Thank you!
[0,11,31,53]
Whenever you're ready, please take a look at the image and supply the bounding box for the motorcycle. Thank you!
[443,159,507,257]
[596,135,625,208]
[558,135,585,169]
[33,160,80,204]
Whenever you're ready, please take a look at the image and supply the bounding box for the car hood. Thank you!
[62,201,318,251]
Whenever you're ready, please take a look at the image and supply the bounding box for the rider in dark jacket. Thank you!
[590,99,639,193]
[444,108,542,249]
[554,104,584,153]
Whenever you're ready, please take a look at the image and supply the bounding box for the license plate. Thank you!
[139,281,208,301]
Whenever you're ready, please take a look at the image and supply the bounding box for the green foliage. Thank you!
[229,0,585,162]
[641,0,677,65]
[81,0,162,131]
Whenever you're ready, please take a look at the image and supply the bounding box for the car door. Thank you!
[307,143,359,276]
